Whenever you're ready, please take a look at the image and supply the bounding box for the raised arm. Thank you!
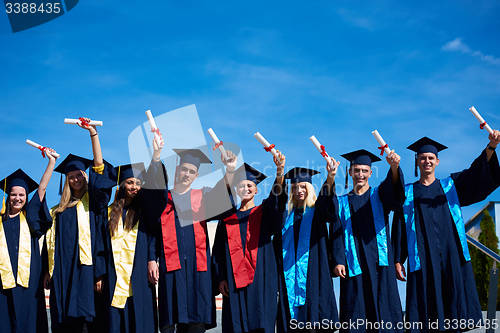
[37,148,58,201]
[486,129,500,162]
[78,117,103,168]
[222,150,237,187]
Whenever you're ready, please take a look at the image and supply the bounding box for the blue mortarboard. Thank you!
[341,149,381,167]
[407,137,447,177]
[173,149,212,170]
[234,163,267,186]
[114,163,146,184]
[284,167,320,184]
[407,137,447,157]
[55,154,93,174]
[0,169,38,195]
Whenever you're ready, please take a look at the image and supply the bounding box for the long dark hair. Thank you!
[108,180,141,237]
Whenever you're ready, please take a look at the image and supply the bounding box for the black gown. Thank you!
[326,168,405,333]
[101,160,167,333]
[152,174,233,329]
[275,182,339,333]
[392,150,500,332]
[45,162,115,330]
[0,192,51,333]
[212,181,282,333]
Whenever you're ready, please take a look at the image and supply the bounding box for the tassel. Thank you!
[115,166,121,201]
[414,153,418,177]
[344,164,348,189]
[0,196,5,215]
[0,178,6,215]
[59,173,63,195]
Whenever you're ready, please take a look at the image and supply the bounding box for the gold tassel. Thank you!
[0,196,5,215]
[1,177,7,215]
[114,166,121,201]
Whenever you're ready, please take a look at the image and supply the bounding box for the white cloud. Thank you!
[442,38,500,65]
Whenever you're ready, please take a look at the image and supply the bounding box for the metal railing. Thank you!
[467,235,499,333]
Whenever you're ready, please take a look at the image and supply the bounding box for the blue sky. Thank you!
[1,0,500,310]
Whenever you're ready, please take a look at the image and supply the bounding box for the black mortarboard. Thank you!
[54,154,93,195]
[233,163,267,186]
[0,169,38,214]
[407,137,447,156]
[284,167,320,184]
[0,169,38,195]
[173,149,212,170]
[55,154,93,174]
[114,162,146,185]
[341,149,381,167]
[407,137,447,177]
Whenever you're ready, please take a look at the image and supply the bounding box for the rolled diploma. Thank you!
[26,139,60,158]
[145,110,162,145]
[207,128,228,160]
[64,118,103,126]
[254,132,277,157]
[469,106,493,134]
[372,130,391,156]
[309,135,334,168]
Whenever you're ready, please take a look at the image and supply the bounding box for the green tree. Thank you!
[470,210,500,310]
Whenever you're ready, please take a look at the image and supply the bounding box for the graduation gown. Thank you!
[46,162,115,329]
[0,192,51,333]
[102,161,167,333]
[392,150,500,332]
[154,177,232,328]
[275,182,339,333]
[326,168,404,333]
[212,181,282,333]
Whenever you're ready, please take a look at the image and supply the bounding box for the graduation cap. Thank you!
[114,162,146,184]
[54,154,93,195]
[341,149,381,189]
[173,149,212,170]
[407,137,447,177]
[233,163,267,186]
[0,169,38,214]
[284,167,320,184]
[55,154,93,174]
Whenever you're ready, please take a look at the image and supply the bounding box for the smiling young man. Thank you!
[325,149,405,333]
[149,148,237,333]
[393,133,500,333]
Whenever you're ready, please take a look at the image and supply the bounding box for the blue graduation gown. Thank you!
[275,181,339,333]
[102,160,167,333]
[153,177,232,328]
[46,162,114,329]
[0,192,51,333]
[326,168,405,333]
[212,181,282,333]
[392,150,500,332]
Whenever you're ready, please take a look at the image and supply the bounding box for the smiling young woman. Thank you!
[43,118,116,333]
[212,152,285,333]
[0,149,57,333]
[101,137,167,333]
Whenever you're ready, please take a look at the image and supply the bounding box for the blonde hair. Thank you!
[287,182,317,214]
[54,171,88,214]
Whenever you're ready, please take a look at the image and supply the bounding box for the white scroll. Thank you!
[207,128,228,161]
[254,132,278,157]
[309,135,334,169]
[371,130,391,156]
[469,106,494,134]
[26,139,60,158]
[145,110,162,146]
[64,118,103,126]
